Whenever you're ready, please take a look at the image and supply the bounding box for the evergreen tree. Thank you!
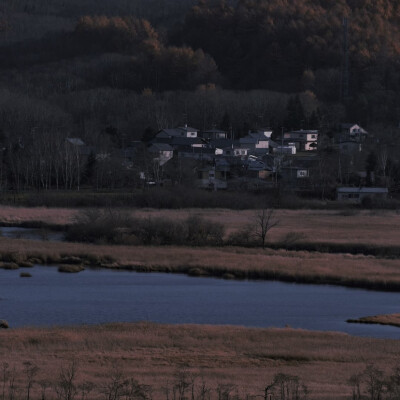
[285,95,305,130]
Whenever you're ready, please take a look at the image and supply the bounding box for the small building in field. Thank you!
[336,187,388,203]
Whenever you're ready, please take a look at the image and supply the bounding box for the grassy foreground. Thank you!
[0,322,399,400]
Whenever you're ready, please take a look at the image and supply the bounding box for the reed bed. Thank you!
[0,238,399,291]
[0,323,399,400]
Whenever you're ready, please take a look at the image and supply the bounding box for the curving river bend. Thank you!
[0,265,399,339]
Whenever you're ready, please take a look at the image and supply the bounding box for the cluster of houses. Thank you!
[146,125,321,190]
[69,122,389,203]
[141,123,386,202]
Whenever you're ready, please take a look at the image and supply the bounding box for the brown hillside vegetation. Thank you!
[1,323,399,400]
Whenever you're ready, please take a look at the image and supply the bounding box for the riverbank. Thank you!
[0,237,399,292]
[0,207,400,291]
[0,322,399,400]
[347,313,400,328]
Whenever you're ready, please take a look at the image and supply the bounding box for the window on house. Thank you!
[297,170,308,178]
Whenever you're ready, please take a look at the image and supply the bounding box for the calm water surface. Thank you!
[0,227,64,242]
[0,266,399,339]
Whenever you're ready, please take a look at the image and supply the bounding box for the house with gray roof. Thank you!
[156,124,199,139]
[336,187,388,203]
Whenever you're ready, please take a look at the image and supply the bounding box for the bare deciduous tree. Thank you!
[38,380,51,400]
[101,364,127,400]
[253,208,279,249]
[1,363,9,400]
[23,361,39,400]
[78,382,94,400]
[54,360,78,400]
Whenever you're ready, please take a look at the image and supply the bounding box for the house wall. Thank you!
[234,148,248,156]
[337,191,388,203]
[255,140,269,149]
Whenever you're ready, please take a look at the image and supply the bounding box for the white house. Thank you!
[282,130,318,151]
[340,123,368,142]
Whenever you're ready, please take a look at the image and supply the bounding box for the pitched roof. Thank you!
[149,143,173,152]
[170,137,203,146]
[66,138,85,146]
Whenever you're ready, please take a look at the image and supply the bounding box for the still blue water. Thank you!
[0,227,64,241]
[0,266,399,339]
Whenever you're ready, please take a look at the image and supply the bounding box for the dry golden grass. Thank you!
[0,237,399,290]
[0,205,76,225]
[1,206,399,246]
[0,322,399,400]
[348,313,400,327]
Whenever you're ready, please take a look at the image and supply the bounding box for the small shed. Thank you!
[336,187,388,203]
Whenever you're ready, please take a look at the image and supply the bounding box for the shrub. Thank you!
[1,262,19,270]
[280,231,307,247]
[66,209,134,243]
[227,226,255,247]
[58,265,85,273]
[18,261,34,268]
[1,252,26,264]
[67,210,225,246]
[184,215,224,246]
[0,320,9,329]
[60,256,83,265]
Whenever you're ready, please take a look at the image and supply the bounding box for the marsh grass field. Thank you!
[0,207,399,290]
[1,322,400,400]
[1,206,400,400]
[1,207,400,246]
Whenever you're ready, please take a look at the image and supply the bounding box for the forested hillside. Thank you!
[173,0,400,121]
[0,0,399,191]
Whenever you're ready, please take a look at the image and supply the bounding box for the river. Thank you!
[0,265,399,339]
